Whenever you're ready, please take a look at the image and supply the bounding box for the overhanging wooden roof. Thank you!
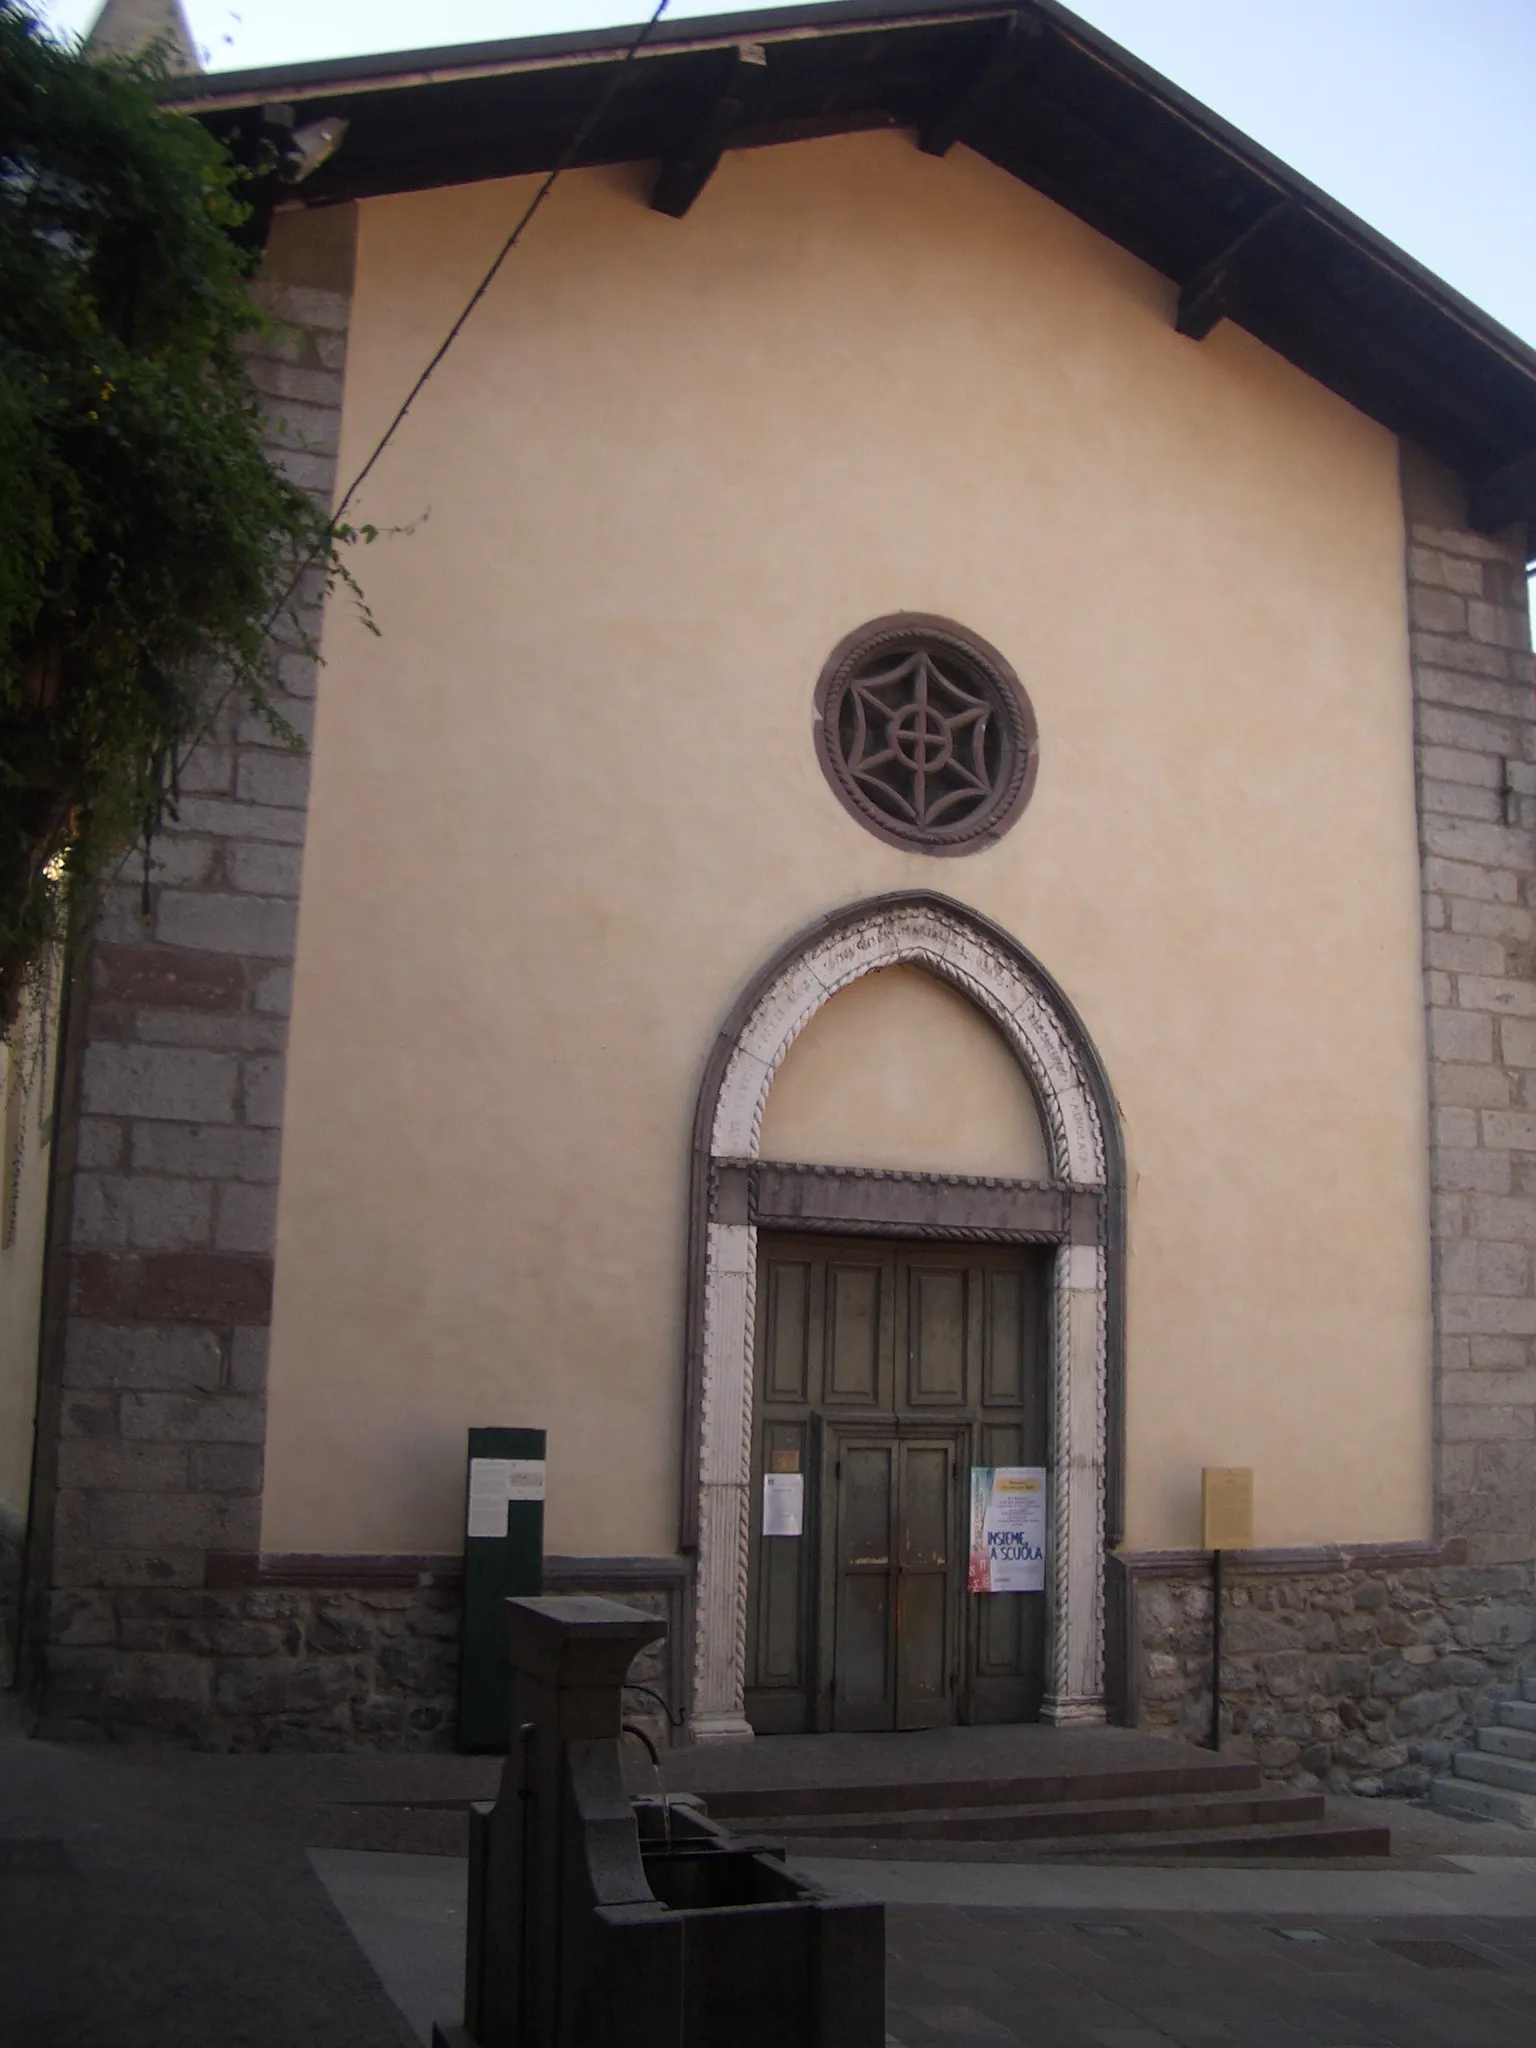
[172,0,1536,539]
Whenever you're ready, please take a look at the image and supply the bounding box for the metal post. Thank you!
[1210,1546,1223,1752]
[458,1426,547,1752]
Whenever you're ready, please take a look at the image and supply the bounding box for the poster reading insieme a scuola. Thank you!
[967,1467,1047,1593]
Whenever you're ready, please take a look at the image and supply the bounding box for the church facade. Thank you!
[16,1,1536,1785]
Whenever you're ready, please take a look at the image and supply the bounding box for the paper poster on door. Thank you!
[967,1467,1046,1592]
[762,1471,804,1537]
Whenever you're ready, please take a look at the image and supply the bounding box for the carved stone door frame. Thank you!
[681,892,1124,1741]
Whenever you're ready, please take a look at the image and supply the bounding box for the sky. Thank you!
[34,0,1534,353]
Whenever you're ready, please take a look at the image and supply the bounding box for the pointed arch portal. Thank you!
[682,893,1123,1739]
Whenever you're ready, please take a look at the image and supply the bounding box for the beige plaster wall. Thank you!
[263,131,1429,1561]
[758,965,1048,1177]
[0,989,56,1530]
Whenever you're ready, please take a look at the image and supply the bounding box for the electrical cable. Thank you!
[333,0,671,526]
[110,0,670,914]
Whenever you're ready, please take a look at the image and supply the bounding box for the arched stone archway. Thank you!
[682,893,1122,1740]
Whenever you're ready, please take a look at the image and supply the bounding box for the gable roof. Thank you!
[172,0,1536,541]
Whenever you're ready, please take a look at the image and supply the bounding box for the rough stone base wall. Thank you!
[45,1583,459,1750]
[1129,1557,1536,1793]
[40,1558,687,1752]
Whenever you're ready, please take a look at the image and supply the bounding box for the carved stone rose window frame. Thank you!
[813,614,1040,855]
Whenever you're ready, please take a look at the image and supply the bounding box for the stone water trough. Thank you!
[432,1595,885,2048]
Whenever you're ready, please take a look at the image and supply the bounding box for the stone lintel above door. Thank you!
[712,1159,1101,1245]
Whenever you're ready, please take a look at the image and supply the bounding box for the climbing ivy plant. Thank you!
[0,3,365,1032]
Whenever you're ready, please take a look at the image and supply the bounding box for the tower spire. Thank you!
[83,0,201,72]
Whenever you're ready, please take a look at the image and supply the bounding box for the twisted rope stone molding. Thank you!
[686,893,1119,1740]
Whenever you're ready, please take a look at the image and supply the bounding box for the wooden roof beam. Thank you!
[918,10,1039,159]
[1469,448,1536,550]
[650,42,768,219]
[1176,199,1287,341]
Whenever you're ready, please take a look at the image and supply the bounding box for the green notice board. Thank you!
[456,1425,545,1751]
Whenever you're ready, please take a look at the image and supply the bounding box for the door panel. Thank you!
[898,1573,950,1723]
[764,1260,812,1404]
[906,1266,968,1406]
[968,1271,1049,1722]
[901,1442,952,1565]
[840,1442,895,1564]
[746,1276,817,1730]
[755,1422,808,1689]
[825,1260,887,1405]
[983,1268,1023,1405]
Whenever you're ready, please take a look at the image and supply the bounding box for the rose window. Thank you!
[813,615,1038,854]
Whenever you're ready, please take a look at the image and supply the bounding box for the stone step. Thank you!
[1452,1750,1536,1796]
[724,1789,1325,1845]
[1524,1671,1536,1705]
[699,1758,1261,1822]
[1431,1775,1536,1829]
[1500,1699,1536,1733]
[1056,1819,1392,1861]
[789,1816,1392,1862]
[1478,1723,1536,1762]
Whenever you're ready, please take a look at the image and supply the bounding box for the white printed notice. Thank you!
[967,1467,1046,1593]
[762,1472,805,1538]
[466,1457,547,1538]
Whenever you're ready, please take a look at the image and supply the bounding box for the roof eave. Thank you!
[171,0,1536,540]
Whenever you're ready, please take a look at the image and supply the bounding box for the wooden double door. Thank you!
[745,1234,1050,1734]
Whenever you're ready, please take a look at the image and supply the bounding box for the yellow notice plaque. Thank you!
[1202,1467,1253,1551]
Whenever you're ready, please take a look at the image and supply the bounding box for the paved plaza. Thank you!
[884,1900,1536,2048]
[9,1715,1536,2046]
[0,1711,417,2048]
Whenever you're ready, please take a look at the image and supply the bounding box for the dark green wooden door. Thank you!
[823,1427,963,1730]
[745,1235,1049,1735]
